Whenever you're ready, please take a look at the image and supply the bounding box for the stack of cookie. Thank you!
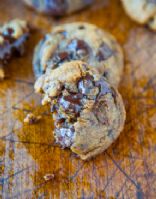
[34,22,126,160]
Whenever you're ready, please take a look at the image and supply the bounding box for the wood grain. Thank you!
[0,0,156,198]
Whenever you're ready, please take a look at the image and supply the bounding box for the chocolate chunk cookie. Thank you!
[23,0,93,16]
[34,61,126,160]
[0,19,30,66]
[33,22,124,87]
[121,0,156,30]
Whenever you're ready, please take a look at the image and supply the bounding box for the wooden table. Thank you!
[0,0,156,198]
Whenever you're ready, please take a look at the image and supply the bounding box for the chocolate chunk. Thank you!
[78,25,85,29]
[67,39,90,60]
[95,78,112,98]
[58,93,83,116]
[48,39,91,70]
[78,74,94,95]
[96,42,113,61]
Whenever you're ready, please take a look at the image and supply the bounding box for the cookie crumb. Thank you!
[0,68,5,80]
[44,173,55,181]
[24,113,41,124]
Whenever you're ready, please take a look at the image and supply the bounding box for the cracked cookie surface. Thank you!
[23,0,93,16]
[34,61,126,160]
[121,0,156,30]
[33,22,123,87]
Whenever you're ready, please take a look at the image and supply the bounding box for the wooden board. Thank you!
[0,0,156,198]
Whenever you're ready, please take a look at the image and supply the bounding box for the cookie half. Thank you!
[33,22,124,87]
[23,0,93,16]
[34,61,126,160]
[121,0,156,30]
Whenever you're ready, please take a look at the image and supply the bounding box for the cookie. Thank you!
[121,0,156,30]
[0,19,30,66]
[34,61,126,160]
[23,0,93,16]
[33,22,124,87]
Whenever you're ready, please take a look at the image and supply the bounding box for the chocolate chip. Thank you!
[78,25,85,30]
[67,39,90,59]
[78,74,94,95]
[95,79,112,98]
[5,28,14,36]
[58,93,83,115]
[50,51,70,69]
[96,42,113,61]
[57,51,69,60]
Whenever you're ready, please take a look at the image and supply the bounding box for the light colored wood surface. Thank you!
[0,0,156,198]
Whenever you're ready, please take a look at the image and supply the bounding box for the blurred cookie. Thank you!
[121,0,156,30]
[33,22,124,87]
[34,61,126,160]
[23,0,93,16]
[0,19,30,65]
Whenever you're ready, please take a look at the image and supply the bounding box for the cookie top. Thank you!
[34,61,126,160]
[0,19,29,65]
[33,22,124,87]
[121,0,156,30]
[23,0,93,16]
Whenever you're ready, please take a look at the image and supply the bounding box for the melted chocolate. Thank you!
[95,78,112,98]
[78,74,94,95]
[58,93,83,116]
[51,75,114,148]
[66,39,90,60]
[96,42,113,61]
[48,39,91,70]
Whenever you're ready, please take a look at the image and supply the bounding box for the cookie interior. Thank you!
[51,73,113,149]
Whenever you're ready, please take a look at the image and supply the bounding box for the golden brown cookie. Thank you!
[33,22,124,87]
[34,61,126,160]
[121,0,156,30]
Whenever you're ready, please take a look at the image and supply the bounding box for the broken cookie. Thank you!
[0,19,30,66]
[121,0,156,30]
[33,22,123,87]
[34,61,126,160]
[23,0,93,16]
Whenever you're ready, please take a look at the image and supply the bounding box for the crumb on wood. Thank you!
[23,113,42,124]
[0,68,5,80]
[44,173,55,181]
